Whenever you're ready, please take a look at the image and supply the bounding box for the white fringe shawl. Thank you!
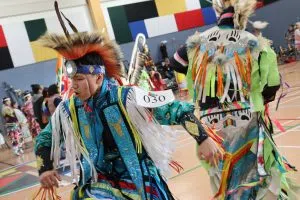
[50,103,97,184]
[125,89,177,178]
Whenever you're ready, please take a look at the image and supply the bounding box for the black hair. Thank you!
[48,84,59,96]
[23,91,31,101]
[11,101,20,109]
[73,52,104,66]
[160,43,169,59]
[154,72,161,80]
[31,84,42,94]
[42,87,48,98]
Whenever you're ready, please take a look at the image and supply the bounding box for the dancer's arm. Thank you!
[35,123,62,188]
[154,101,223,165]
[153,101,208,144]
[34,123,54,175]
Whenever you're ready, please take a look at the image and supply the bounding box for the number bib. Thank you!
[132,87,175,108]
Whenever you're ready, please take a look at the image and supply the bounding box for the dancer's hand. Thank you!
[39,170,61,188]
[197,137,223,167]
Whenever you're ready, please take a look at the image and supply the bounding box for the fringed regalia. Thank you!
[170,0,299,198]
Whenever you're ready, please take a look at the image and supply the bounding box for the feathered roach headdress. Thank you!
[213,0,257,30]
[38,1,123,79]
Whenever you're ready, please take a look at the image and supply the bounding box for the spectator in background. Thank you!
[2,97,23,155]
[159,42,175,80]
[169,45,189,75]
[169,45,189,97]
[41,87,49,125]
[150,68,165,91]
[285,24,295,48]
[12,101,31,145]
[44,84,62,116]
[142,44,155,72]
[295,22,300,51]
[22,91,41,140]
[31,84,47,129]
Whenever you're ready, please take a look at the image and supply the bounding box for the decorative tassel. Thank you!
[200,53,210,103]
[202,123,224,147]
[272,119,285,133]
[191,47,200,81]
[169,161,184,173]
[264,104,286,133]
[232,63,246,102]
[215,46,225,99]
[229,65,238,101]
[234,52,246,83]
[32,187,62,200]
[227,178,263,196]
[200,52,209,87]
[195,51,208,86]
[216,65,224,98]
[193,51,208,101]
[257,126,267,176]
[118,88,143,154]
[220,64,231,103]
[246,48,252,86]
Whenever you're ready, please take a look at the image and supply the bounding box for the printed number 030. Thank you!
[143,95,166,103]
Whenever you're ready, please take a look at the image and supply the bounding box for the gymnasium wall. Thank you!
[0,0,299,130]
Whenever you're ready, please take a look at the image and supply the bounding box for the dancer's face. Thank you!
[4,100,11,106]
[25,96,31,102]
[71,73,103,101]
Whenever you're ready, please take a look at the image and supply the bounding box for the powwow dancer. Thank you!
[169,0,299,199]
[2,97,24,155]
[34,2,223,199]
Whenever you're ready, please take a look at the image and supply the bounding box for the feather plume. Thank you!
[129,52,146,85]
[213,0,257,30]
[233,0,257,30]
[186,32,202,50]
[213,0,225,15]
[252,21,269,30]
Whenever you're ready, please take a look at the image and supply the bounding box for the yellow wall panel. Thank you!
[155,0,186,16]
[30,41,57,62]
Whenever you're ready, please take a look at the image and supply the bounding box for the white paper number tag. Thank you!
[133,87,175,108]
